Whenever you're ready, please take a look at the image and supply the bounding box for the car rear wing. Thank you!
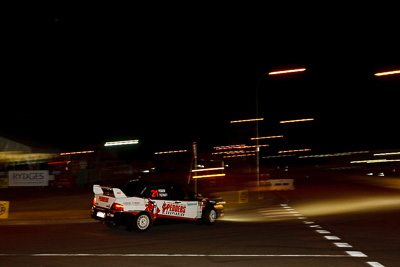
[93,185,127,198]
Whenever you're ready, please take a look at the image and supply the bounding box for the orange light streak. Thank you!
[268,68,306,75]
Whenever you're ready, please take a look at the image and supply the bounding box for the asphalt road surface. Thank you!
[1,181,399,266]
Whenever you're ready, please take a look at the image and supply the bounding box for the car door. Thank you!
[153,185,199,220]
[162,185,199,219]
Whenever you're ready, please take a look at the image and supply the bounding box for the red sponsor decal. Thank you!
[162,202,186,216]
[145,199,160,219]
[99,196,109,203]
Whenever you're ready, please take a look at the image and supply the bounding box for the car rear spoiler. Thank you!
[93,185,127,198]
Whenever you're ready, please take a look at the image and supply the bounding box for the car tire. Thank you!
[134,212,152,232]
[202,207,217,225]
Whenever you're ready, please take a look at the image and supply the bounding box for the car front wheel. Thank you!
[202,207,217,225]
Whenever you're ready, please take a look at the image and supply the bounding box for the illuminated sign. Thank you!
[8,170,49,187]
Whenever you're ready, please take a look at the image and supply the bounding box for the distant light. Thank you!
[278,149,311,153]
[191,167,225,172]
[230,118,264,123]
[192,173,226,179]
[154,150,187,155]
[374,70,400,76]
[374,152,400,156]
[104,140,139,146]
[251,135,283,140]
[280,118,314,124]
[60,151,94,156]
[268,68,306,75]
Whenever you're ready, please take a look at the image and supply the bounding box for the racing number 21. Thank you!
[151,190,159,198]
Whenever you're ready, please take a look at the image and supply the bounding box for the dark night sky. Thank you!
[2,4,399,154]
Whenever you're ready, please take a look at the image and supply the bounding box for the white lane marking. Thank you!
[324,236,341,240]
[345,251,368,257]
[366,262,385,267]
[316,230,331,234]
[309,225,322,229]
[334,242,353,248]
[303,221,315,224]
[0,253,361,258]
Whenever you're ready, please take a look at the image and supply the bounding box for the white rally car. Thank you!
[91,180,224,232]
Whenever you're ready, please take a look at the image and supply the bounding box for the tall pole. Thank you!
[193,142,197,194]
[255,73,267,198]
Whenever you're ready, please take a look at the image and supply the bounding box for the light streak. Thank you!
[213,150,256,155]
[223,153,256,158]
[280,118,314,124]
[191,167,225,172]
[350,159,400,164]
[60,151,94,156]
[214,144,246,150]
[104,140,139,146]
[374,152,400,156]
[154,150,187,155]
[278,149,311,153]
[192,173,226,179]
[374,70,400,76]
[230,118,264,123]
[251,135,283,140]
[268,68,306,75]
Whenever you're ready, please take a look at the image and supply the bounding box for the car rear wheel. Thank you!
[134,213,152,232]
[202,207,217,225]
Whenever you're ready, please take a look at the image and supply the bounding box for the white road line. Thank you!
[334,242,353,248]
[324,236,341,240]
[0,253,360,258]
[277,205,376,265]
[316,230,331,234]
[345,251,368,257]
[366,261,385,267]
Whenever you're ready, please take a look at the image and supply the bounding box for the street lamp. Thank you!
[255,68,306,196]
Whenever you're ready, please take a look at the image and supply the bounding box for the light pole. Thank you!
[255,68,306,196]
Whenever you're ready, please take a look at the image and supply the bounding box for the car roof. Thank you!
[118,180,186,196]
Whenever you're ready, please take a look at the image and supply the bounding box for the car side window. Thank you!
[149,187,169,199]
[169,185,189,200]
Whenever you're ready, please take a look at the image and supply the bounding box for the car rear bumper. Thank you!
[91,206,133,226]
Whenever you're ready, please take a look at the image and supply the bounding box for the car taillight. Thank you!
[93,197,96,206]
[112,203,124,211]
